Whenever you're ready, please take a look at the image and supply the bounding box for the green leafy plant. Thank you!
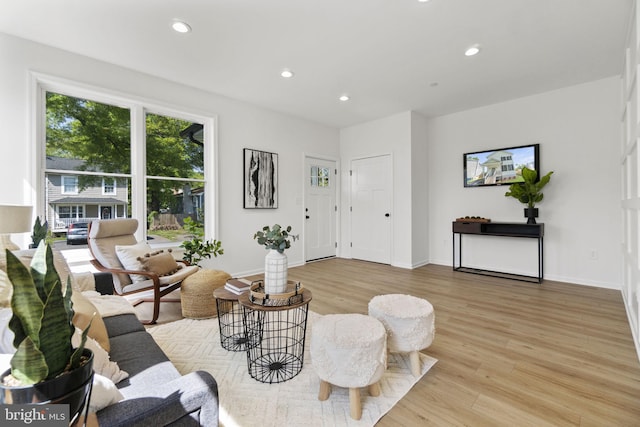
[180,216,223,266]
[254,224,298,253]
[30,216,48,248]
[5,243,90,385]
[504,167,554,209]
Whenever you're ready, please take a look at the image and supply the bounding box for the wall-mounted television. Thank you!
[463,143,540,187]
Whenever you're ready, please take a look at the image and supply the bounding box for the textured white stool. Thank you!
[310,313,387,420]
[368,294,435,377]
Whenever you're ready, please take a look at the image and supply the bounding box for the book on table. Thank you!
[225,278,252,293]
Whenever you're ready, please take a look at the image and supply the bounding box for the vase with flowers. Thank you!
[254,224,298,294]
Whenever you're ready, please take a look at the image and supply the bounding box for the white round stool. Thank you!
[310,313,387,420]
[368,294,435,377]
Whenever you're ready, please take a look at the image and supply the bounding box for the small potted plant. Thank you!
[180,216,224,266]
[505,167,553,224]
[254,224,298,294]
[0,243,94,424]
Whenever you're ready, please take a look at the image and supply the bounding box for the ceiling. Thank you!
[0,0,633,129]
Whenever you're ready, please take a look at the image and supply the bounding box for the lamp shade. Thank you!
[0,205,33,234]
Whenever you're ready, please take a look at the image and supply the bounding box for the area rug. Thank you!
[147,312,437,427]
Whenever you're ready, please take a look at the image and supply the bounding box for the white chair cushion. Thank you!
[115,241,152,283]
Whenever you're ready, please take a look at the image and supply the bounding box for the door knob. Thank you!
[306,215,310,219]
[385,213,390,217]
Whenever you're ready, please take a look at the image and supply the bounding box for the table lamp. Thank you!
[0,205,33,251]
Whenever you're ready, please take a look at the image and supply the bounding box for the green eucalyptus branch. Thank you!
[254,224,298,254]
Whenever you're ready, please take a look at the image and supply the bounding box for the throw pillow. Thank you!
[137,250,182,277]
[72,328,129,384]
[81,291,136,318]
[71,290,111,352]
[115,241,151,283]
[88,374,124,413]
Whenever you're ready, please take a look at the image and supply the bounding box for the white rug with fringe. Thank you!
[147,312,437,427]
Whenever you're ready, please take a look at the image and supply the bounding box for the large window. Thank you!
[38,77,215,248]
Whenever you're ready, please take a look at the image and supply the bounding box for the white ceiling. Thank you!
[0,0,632,128]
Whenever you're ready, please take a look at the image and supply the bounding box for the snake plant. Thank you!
[5,243,90,385]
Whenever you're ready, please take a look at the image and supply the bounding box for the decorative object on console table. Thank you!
[0,205,33,251]
[0,243,94,426]
[254,224,298,294]
[504,166,553,224]
[455,216,491,223]
[243,148,278,209]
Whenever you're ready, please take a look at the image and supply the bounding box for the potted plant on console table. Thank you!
[504,166,553,224]
[0,243,94,426]
[254,224,298,294]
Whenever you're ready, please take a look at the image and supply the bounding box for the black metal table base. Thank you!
[242,303,309,384]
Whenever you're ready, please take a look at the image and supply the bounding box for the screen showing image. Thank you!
[464,144,539,187]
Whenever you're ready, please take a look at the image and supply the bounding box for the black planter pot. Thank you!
[524,207,539,224]
[0,349,94,425]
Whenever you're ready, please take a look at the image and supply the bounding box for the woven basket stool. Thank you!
[368,294,435,377]
[310,313,387,420]
[181,269,231,319]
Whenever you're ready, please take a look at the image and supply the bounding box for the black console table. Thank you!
[452,221,544,283]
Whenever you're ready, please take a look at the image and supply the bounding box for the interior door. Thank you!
[304,157,337,261]
[351,155,391,264]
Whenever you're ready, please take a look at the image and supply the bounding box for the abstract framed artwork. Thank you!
[243,148,278,209]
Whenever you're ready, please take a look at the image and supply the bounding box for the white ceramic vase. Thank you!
[264,249,288,294]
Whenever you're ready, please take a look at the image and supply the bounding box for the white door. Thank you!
[351,155,391,264]
[304,157,337,261]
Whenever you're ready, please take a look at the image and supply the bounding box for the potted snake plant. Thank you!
[0,243,94,425]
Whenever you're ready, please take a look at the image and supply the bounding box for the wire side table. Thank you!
[238,288,312,383]
[213,287,260,352]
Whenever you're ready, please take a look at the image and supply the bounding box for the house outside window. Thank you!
[62,176,78,194]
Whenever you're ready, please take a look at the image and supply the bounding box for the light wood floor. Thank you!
[140,258,640,426]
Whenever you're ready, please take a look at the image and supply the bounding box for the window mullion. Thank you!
[131,105,146,242]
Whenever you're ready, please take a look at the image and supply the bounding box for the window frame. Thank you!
[31,73,219,245]
[102,177,116,195]
[61,175,79,194]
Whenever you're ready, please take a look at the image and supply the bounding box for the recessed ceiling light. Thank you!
[418,0,431,3]
[280,69,294,78]
[339,95,350,102]
[465,45,480,56]
[172,21,192,33]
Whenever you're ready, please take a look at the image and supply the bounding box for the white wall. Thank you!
[411,112,429,267]
[339,111,429,268]
[427,77,622,288]
[0,32,339,276]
